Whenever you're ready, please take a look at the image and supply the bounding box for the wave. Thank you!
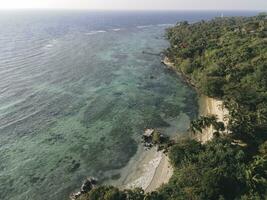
[44,39,57,49]
[111,28,122,32]
[85,30,107,35]
[137,25,154,29]
[136,24,174,29]
[156,23,174,27]
[45,44,53,48]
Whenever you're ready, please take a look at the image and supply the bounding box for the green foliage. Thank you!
[169,139,203,167]
[259,141,267,155]
[179,59,193,73]
[167,14,267,143]
[77,186,125,200]
[200,76,225,97]
[77,187,145,200]
[160,138,248,200]
[244,142,267,198]
[151,131,162,144]
[74,14,267,200]
[190,115,225,135]
[124,188,145,200]
[164,14,267,199]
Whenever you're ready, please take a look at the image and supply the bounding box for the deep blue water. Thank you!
[0,10,258,200]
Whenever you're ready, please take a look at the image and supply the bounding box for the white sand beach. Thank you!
[116,146,173,192]
[197,95,229,143]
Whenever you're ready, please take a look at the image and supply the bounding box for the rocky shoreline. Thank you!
[70,177,98,200]
[162,57,198,90]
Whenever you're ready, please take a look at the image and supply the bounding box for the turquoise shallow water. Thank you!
[0,11,257,200]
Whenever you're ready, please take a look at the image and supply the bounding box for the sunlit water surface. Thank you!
[0,10,257,200]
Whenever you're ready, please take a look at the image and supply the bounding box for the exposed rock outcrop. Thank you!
[70,177,98,200]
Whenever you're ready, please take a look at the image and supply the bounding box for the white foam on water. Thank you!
[112,28,122,32]
[45,44,53,48]
[85,30,107,35]
[44,39,57,49]
[157,23,174,27]
[96,30,107,33]
[137,25,154,29]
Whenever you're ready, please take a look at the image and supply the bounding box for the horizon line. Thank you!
[0,8,265,12]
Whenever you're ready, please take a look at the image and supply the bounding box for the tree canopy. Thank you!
[75,14,267,200]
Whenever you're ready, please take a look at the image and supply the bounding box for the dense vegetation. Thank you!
[76,14,267,200]
[165,13,267,150]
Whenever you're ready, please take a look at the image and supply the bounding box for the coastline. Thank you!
[145,152,173,192]
[162,57,197,90]
[120,145,174,192]
[86,57,228,196]
[108,146,173,192]
[197,95,229,143]
[162,57,228,143]
[121,57,229,193]
[121,95,228,194]
[72,14,266,199]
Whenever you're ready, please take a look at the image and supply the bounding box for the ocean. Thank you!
[0,10,258,200]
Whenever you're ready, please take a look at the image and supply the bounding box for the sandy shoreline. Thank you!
[116,145,173,192]
[145,152,173,192]
[162,57,228,143]
[123,147,164,190]
[116,58,228,193]
[197,95,229,143]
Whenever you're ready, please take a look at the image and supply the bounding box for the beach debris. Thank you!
[70,177,98,200]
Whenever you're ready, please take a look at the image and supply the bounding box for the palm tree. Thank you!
[190,115,222,134]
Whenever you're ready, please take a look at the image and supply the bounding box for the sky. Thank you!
[0,0,267,10]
